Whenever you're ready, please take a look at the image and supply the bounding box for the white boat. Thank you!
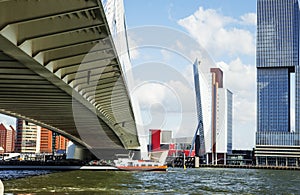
[113,153,167,171]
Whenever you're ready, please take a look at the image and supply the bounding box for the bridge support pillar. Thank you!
[66,143,93,161]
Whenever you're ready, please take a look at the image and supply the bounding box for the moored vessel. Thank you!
[113,153,167,171]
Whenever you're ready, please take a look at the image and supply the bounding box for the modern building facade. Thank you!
[40,127,53,153]
[216,88,233,155]
[256,0,300,166]
[40,128,68,153]
[16,120,69,154]
[0,123,15,153]
[5,124,15,153]
[55,135,68,152]
[15,119,41,153]
[193,59,233,165]
[210,68,233,164]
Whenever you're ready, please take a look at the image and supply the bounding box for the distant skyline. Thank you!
[0,1,257,150]
[124,0,256,150]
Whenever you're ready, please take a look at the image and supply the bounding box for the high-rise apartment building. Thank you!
[0,123,7,152]
[0,123,15,153]
[6,125,15,153]
[15,119,41,153]
[256,0,300,166]
[55,135,68,151]
[16,119,68,154]
[193,60,233,165]
[40,127,52,153]
[210,68,233,164]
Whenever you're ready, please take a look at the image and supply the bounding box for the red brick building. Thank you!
[40,128,68,153]
[40,127,53,153]
[55,135,68,151]
[0,123,15,153]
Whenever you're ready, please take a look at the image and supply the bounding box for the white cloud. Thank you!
[217,58,256,121]
[131,65,197,136]
[168,3,174,21]
[240,13,257,26]
[168,79,196,112]
[133,82,167,108]
[217,59,256,149]
[133,78,195,113]
[0,114,16,129]
[178,7,256,57]
[160,49,172,61]
[127,34,140,60]
[218,58,256,95]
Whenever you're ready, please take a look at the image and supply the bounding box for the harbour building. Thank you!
[255,0,300,166]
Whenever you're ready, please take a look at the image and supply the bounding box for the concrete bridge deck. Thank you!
[0,0,140,158]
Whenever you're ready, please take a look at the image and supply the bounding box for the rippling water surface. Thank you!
[1,168,300,194]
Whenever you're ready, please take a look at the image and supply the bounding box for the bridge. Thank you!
[0,0,140,159]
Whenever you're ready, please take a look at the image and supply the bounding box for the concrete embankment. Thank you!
[198,164,300,170]
[0,160,118,171]
[0,165,118,171]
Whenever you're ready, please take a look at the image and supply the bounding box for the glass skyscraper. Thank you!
[257,0,299,132]
[256,0,300,166]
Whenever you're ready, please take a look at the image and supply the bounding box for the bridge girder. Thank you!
[0,0,140,152]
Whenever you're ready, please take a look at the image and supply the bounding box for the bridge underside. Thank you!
[0,0,140,156]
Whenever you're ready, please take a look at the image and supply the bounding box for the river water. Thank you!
[1,168,300,194]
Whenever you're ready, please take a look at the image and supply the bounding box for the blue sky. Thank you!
[124,0,257,149]
[125,1,256,26]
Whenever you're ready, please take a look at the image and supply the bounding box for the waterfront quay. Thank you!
[170,156,300,171]
[198,164,300,171]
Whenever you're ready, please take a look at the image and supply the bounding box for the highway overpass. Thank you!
[0,0,140,159]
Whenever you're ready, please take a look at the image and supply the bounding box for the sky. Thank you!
[123,0,257,150]
[0,0,257,150]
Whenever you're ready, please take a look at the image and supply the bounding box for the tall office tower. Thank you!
[193,60,233,165]
[210,68,233,165]
[15,119,41,153]
[0,123,15,153]
[256,0,300,166]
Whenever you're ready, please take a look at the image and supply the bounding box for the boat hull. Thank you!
[116,165,167,171]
